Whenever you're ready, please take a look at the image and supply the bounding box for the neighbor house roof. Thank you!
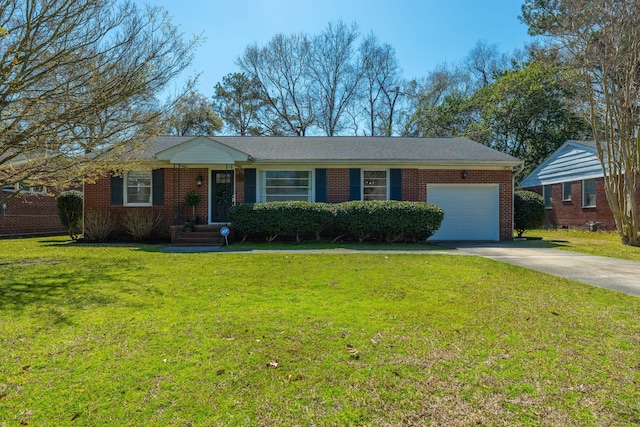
[520,140,602,188]
[147,136,522,168]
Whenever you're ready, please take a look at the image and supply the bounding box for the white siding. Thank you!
[520,141,603,188]
[169,142,239,164]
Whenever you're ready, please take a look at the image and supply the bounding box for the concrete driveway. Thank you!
[446,242,640,297]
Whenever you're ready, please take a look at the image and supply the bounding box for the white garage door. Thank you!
[427,184,500,241]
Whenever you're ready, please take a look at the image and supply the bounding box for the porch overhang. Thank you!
[155,136,250,165]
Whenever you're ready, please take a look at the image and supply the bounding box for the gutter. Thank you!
[512,162,525,180]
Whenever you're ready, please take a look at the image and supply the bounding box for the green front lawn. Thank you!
[521,229,640,262]
[1,238,639,426]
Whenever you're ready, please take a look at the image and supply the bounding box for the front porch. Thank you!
[170,224,233,246]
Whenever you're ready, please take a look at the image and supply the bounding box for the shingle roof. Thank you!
[148,136,521,166]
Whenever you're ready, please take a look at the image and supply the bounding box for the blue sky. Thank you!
[150,0,532,95]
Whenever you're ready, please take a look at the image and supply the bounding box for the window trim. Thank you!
[362,169,389,201]
[543,184,552,209]
[562,182,572,202]
[258,169,313,202]
[124,171,153,206]
[3,183,47,194]
[582,179,596,208]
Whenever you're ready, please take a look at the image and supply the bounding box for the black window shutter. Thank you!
[315,168,327,202]
[152,169,164,206]
[244,168,256,203]
[390,169,402,200]
[110,175,123,205]
[349,168,361,201]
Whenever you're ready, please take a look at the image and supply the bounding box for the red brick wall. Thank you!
[327,169,350,203]
[86,167,516,241]
[525,177,636,230]
[235,169,246,204]
[0,190,66,237]
[84,167,210,240]
[402,169,514,241]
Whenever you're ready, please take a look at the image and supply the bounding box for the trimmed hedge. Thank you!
[229,200,443,243]
[336,200,444,242]
[514,189,546,237]
[229,201,335,242]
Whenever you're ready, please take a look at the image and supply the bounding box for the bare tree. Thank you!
[359,33,403,136]
[309,21,362,136]
[523,0,640,245]
[237,34,315,136]
[166,90,222,136]
[403,64,474,137]
[0,0,200,192]
[213,72,265,135]
[464,40,512,89]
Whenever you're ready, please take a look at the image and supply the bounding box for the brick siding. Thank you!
[402,169,514,241]
[525,177,636,230]
[86,167,516,241]
[0,190,66,237]
[84,167,210,240]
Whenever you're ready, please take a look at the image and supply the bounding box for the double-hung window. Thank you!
[125,171,152,206]
[260,170,311,202]
[582,179,596,207]
[543,185,552,209]
[562,182,572,201]
[363,170,388,200]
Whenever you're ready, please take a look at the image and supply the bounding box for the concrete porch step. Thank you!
[175,239,223,246]
[173,224,232,246]
[180,231,221,238]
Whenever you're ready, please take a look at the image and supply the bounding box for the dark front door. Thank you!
[211,170,234,222]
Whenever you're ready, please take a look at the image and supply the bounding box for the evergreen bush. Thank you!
[229,200,443,243]
[56,190,83,239]
[514,189,546,237]
[335,200,444,242]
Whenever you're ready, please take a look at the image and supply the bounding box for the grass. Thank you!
[520,229,640,262]
[1,237,639,426]
[222,240,453,252]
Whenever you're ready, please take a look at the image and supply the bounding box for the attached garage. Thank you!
[427,184,500,241]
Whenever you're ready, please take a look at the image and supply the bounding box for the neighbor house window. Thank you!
[125,171,152,205]
[363,170,388,200]
[260,170,311,202]
[543,185,552,209]
[4,183,47,194]
[562,182,572,201]
[583,179,596,207]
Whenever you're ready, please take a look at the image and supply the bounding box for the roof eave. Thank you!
[241,159,522,168]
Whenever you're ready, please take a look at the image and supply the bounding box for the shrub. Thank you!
[230,202,336,242]
[229,200,443,243]
[56,190,83,239]
[289,202,336,241]
[335,200,444,242]
[120,209,162,240]
[514,189,546,237]
[265,201,336,242]
[228,203,255,242]
[84,210,117,242]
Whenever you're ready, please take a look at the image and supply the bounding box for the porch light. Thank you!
[461,170,468,180]
[196,175,203,187]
